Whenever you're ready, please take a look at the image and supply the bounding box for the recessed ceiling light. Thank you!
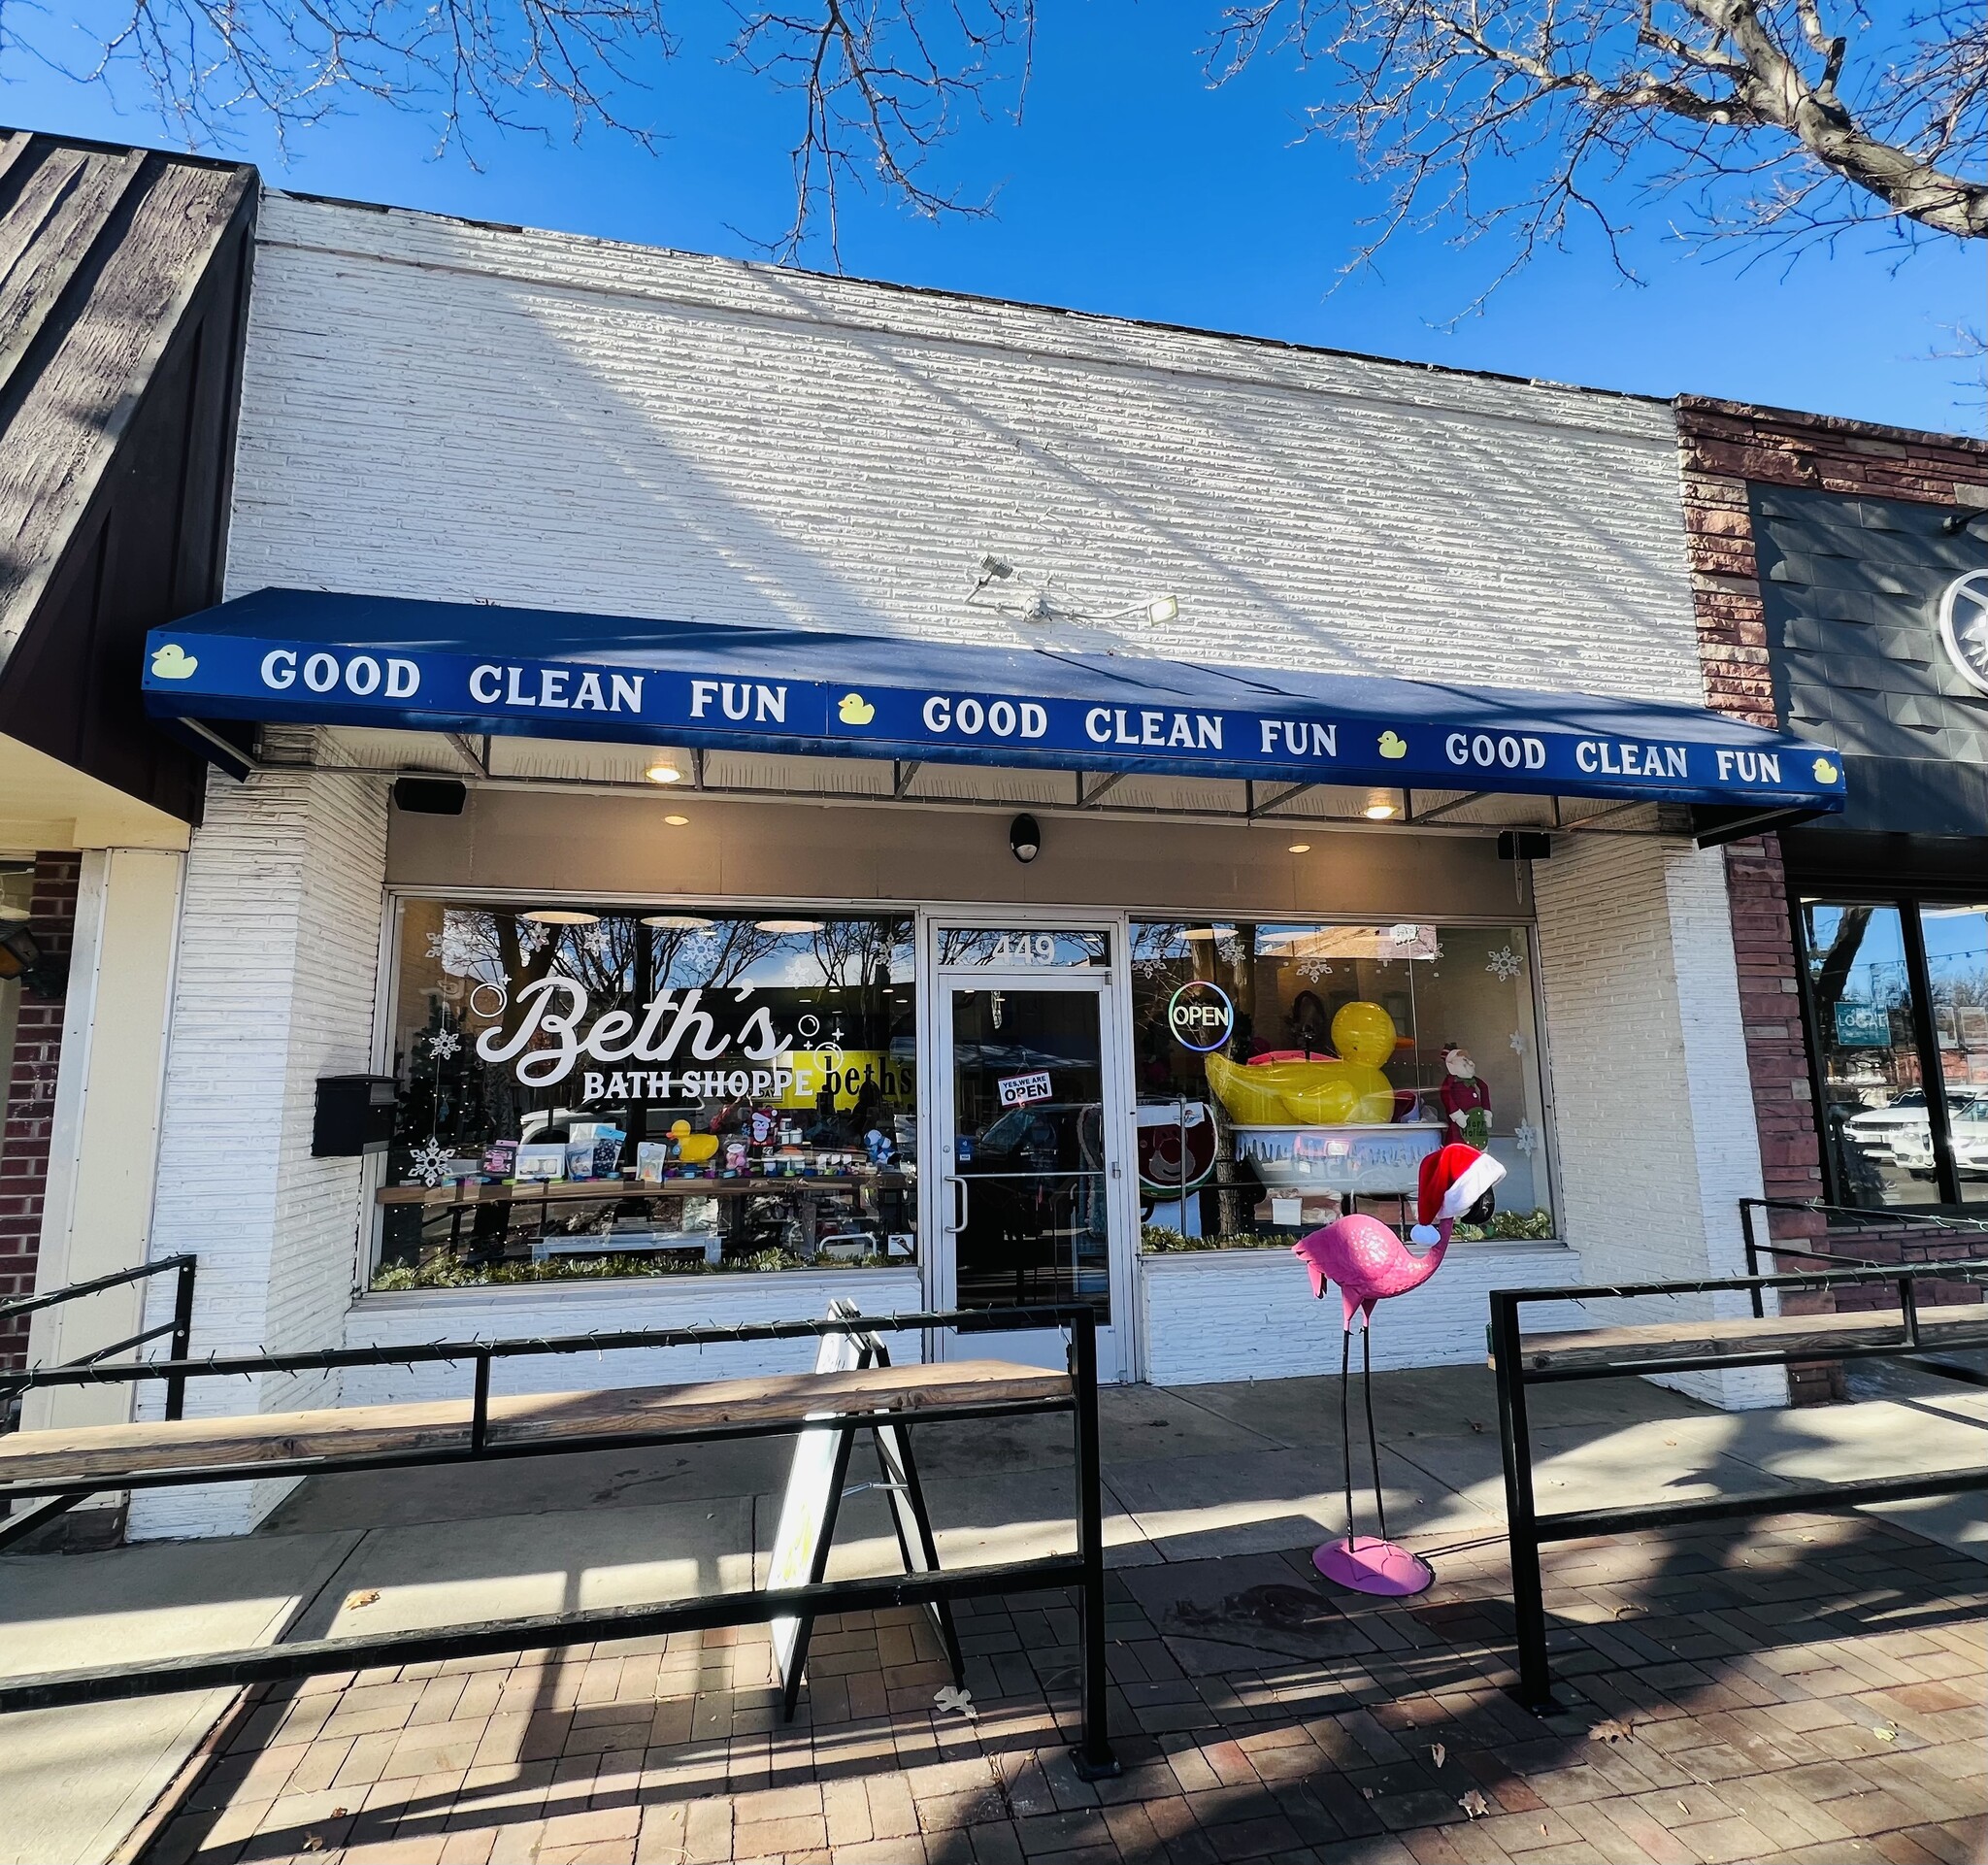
[522,909,600,925]
[757,918,826,934]
[663,814,690,826]
[643,915,712,930]
[1363,802,1398,820]
[1287,842,1311,853]
[645,761,682,784]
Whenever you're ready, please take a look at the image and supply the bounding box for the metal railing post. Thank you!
[1740,1200,1765,1317]
[165,1258,196,1422]
[1067,1309,1118,1780]
[1490,1290,1556,1714]
[470,1350,491,1454]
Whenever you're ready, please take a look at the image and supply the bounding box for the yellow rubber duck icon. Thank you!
[1376,730,1408,759]
[1812,755,1839,784]
[839,693,875,726]
[149,643,198,680]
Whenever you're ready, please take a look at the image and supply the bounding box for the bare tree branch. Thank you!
[6,0,677,158]
[5,0,1978,292]
[728,0,1033,265]
[1206,0,1984,303]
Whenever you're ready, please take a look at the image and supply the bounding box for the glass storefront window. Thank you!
[1800,903,1930,1209]
[1920,907,1988,1207]
[1129,921,1552,1251]
[377,902,916,1287]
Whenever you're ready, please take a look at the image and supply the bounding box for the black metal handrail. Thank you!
[1,1254,197,1428]
[1739,1197,1988,1317]
[0,1302,1120,1779]
[1489,1257,1988,1715]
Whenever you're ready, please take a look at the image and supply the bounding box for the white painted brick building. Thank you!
[109,185,1807,1538]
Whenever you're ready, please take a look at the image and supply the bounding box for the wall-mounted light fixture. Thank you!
[968,553,1177,629]
[0,924,64,997]
[1010,814,1042,863]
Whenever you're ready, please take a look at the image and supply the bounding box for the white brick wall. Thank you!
[132,748,390,1538]
[1533,835,1782,1409]
[1140,1245,1586,1386]
[228,193,1702,705]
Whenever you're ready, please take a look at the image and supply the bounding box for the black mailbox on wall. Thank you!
[313,1075,398,1157]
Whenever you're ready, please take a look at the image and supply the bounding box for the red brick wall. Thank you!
[1676,398,1988,1401]
[0,852,78,1375]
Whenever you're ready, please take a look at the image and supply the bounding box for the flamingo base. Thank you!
[1312,1536,1434,1597]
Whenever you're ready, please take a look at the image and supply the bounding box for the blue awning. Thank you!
[143,588,1844,813]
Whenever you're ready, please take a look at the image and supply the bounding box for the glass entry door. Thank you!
[936,976,1129,1379]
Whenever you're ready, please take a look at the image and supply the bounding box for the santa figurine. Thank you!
[1439,1046,1491,1149]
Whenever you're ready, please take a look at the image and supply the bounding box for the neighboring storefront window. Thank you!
[377,902,915,1287]
[1923,908,1988,1208]
[1801,898,1988,1209]
[1129,920,1552,1251]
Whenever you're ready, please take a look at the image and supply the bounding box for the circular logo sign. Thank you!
[1168,981,1235,1052]
[1938,569,1988,696]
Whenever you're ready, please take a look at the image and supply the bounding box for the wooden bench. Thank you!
[1488,1261,1988,1715]
[1508,1301,1988,1376]
[0,1305,1121,1780]
[0,1359,1066,1486]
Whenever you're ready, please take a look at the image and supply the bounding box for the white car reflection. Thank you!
[1893,1097,1988,1180]
[1841,1090,1929,1163]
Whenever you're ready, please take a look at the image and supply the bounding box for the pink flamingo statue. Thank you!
[1293,1142,1505,1597]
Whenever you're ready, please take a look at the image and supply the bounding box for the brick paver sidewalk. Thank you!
[143,1511,1985,1865]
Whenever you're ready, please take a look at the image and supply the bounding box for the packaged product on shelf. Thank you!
[515,1142,566,1182]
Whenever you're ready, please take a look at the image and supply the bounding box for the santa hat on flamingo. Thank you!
[1410,1143,1506,1246]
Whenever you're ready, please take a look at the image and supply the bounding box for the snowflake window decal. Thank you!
[408,1139,452,1187]
[1485,945,1524,982]
[1508,1030,1525,1056]
[1133,958,1172,980]
[428,1028,461,1059]
[1513,1121,1539,1157]
[1215,937,1243,967]
[1296,959,1335,982]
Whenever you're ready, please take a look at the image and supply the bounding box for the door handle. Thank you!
[944,1177,969,1233]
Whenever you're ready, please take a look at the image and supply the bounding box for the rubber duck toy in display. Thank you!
[1291,1142,1506,1597]
[1439,1046,1492,1149]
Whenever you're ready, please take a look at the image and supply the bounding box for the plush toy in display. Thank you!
[1291,1142,1506,1596]
[1439,1046,1492,1149]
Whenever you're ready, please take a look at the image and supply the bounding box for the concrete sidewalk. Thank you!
[3,1364,1985,1865]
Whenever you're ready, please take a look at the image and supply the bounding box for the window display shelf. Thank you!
[377,1173,913,1206]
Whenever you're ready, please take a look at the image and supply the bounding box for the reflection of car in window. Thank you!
[970,1104,1104,1175]
[1840,1089,1929,1164]
[1895,1096,1988,1180]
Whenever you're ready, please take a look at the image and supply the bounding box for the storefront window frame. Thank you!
[367,892,1563,1296]
[1789,886,1974,1211]
[368,888,924,1289]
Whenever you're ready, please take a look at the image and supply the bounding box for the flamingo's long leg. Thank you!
[1362,1322,1387,1545]
[1340,1324,1354,1549]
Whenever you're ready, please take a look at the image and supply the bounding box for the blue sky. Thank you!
[4,1,1981,433]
